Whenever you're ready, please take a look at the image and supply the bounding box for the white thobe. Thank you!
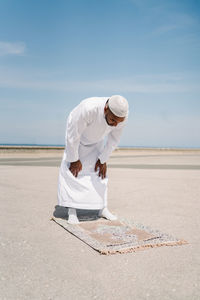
[57,97,127,210]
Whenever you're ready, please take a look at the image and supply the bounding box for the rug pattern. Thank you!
[51,216,188,255]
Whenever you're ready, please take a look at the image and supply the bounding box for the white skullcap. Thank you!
[108,95,129,117]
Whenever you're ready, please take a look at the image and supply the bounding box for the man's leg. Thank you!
[98,207,117,221]
[68,207,80,224]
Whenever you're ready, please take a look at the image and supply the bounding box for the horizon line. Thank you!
[0,143,200,150]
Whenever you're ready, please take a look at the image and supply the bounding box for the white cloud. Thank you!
[152,24,178,35]
[0,41,26,56]
[153,10,199,35]
[0,68,199,94]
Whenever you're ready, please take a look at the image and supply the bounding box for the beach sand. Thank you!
[0,148,199,299]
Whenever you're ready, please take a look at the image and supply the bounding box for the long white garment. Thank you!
[57,97,127,210]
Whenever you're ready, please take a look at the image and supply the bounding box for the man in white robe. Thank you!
[57,95,128,224]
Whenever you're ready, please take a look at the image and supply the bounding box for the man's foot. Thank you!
[67,208,80,224]
[98,207,117,221]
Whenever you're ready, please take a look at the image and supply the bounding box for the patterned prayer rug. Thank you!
[51,211,188,255]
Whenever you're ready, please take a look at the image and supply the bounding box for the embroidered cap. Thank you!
[108,95,129,117]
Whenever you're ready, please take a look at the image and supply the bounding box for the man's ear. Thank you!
[104,105,108,114]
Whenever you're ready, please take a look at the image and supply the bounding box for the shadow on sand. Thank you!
[53,205,100,222]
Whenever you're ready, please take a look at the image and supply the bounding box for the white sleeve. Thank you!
[65,105,92,162]
[98,122,126,164]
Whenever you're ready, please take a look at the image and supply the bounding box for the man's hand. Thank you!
[95,159,107,179]
[69,160,82,177]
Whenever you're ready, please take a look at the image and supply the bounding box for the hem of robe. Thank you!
[58,203,104,210]
[57,140,108,210]
[57,171,107,210]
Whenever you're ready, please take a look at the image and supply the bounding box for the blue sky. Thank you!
[0,0,200,147]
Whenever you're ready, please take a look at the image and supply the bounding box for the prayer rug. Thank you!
[51,214,188,255]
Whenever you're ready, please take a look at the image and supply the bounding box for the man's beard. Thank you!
[105,114,115,127]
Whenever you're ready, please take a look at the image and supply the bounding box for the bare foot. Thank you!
[98,207,117,221]
[67,208,80,224]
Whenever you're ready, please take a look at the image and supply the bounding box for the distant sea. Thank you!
[0,143,199,149]
[0,143,65,147]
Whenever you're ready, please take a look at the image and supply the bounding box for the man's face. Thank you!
[104,104,125,127]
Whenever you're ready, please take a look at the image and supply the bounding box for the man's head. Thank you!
[104,95,128,127]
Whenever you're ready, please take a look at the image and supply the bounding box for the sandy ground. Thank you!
[0,149,200,300]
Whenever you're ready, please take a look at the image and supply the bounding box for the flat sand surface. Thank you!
[0,149,200,299]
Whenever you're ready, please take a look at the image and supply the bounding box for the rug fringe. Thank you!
[100,239,188,255]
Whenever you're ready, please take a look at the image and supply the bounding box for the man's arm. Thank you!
[94,127,124,179]
[65,104,92,176]
[98,123,125,164]
[95,122,126,178]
